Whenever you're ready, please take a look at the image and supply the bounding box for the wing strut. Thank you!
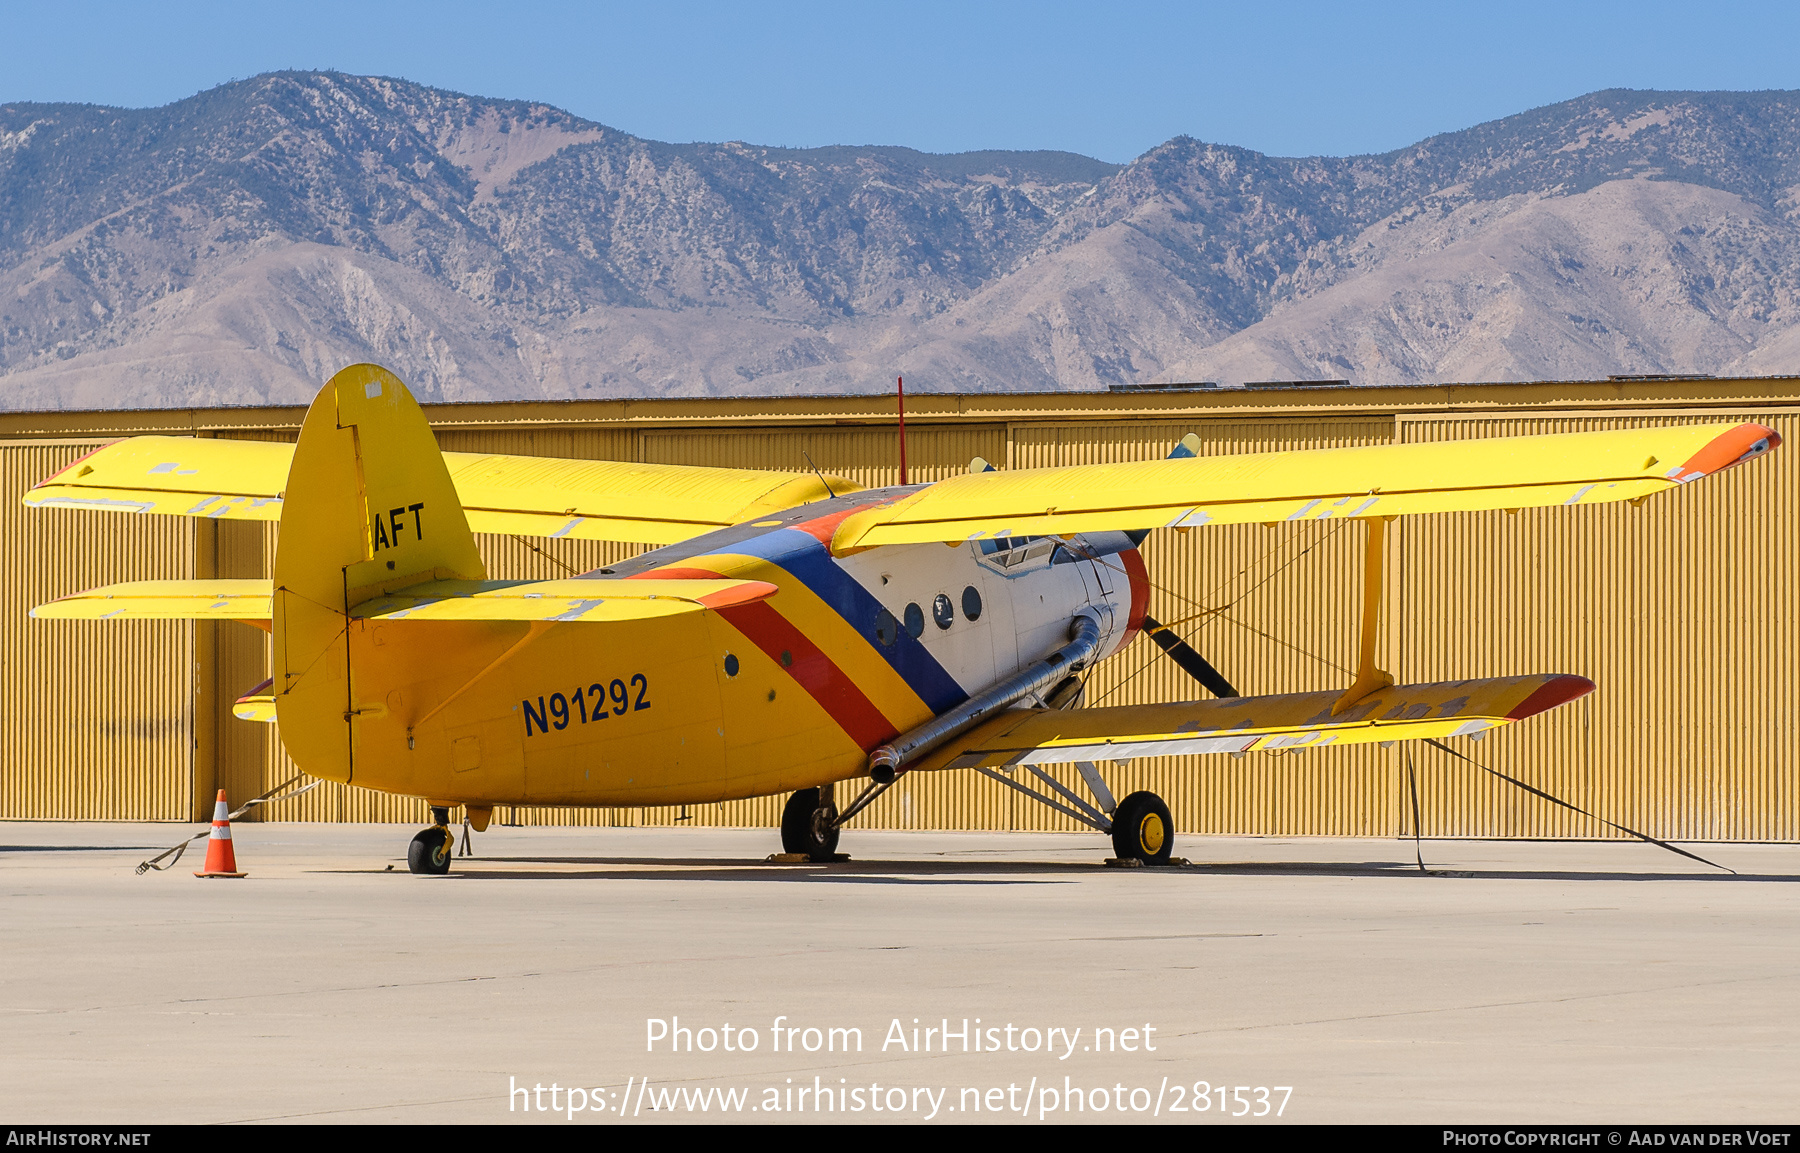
[1333,516,1396,715]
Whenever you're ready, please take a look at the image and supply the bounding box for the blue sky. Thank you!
[3,1,1797,162]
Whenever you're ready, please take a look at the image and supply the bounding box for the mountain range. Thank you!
[3,72,1799,409]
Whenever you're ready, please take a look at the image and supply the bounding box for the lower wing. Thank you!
[913,674,1592,770]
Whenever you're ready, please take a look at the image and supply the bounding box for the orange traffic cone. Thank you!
[194,789,247,878]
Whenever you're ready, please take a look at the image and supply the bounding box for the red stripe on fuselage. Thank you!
[788,505,869,545]
[714,599,898,752]
[628,564,898,751]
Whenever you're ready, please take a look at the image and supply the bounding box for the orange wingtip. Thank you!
[33,438,123,488]
[694,581,780,609]
[1504,675,1596,721]
[1670,423,1781,483]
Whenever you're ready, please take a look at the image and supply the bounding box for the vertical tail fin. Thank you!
[276,362,483,606]
[272,364,484,781]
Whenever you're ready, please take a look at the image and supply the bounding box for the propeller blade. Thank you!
[1140,614,1238,698]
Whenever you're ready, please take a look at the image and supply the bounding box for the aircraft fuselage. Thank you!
[341,487,1147,808]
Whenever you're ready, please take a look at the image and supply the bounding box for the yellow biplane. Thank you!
[25,365,1780,872]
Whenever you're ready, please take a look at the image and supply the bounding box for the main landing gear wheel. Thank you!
[408,825,453,875]
[1111,791,1173,866]
[781,788,840,861]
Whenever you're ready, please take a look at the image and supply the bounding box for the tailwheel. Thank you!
[408,806,454,875]
[780,787,840,861]
[1111,791,1173,866]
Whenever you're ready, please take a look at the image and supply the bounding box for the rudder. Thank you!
[272,364,485,782]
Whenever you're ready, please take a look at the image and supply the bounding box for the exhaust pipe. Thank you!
[867,613,1104,783]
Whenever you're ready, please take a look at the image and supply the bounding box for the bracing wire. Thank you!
[510,534,582,575]
[1086,520,1353,705]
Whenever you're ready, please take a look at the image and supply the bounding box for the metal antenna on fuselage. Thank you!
[802,449,836,499]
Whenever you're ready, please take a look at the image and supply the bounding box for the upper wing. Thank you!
[442,453,857,543]
[23,436,859,544]
[911,673,1593,771]
[31,421,1778,552]
[830,422,1779,552]
[33,577,777,623]
[23,438,292,520]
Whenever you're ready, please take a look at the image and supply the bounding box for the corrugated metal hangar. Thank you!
[2,375,1793,841]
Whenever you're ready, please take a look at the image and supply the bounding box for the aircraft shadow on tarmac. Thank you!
[320,855,1800,884]
[336,856,1076,884]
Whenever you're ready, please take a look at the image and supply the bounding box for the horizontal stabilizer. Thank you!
[234,679,277,724]
[24,436,859,544]
[31,580,273,620]
[32,577,777,624]
[351,578,779,622]
[914,674,1594,770]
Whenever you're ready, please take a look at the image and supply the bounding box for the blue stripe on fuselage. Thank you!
[724,527,967,715]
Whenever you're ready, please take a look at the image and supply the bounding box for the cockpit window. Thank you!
[978,536,1055,570]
